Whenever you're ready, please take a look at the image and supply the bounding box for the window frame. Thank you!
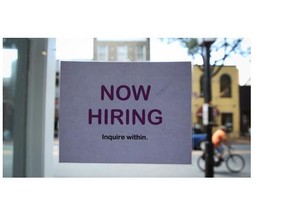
[220,74,232,98]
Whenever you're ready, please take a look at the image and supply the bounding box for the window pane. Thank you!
[136,45,146,61]
[3,38,29,177]
[97,45,108,61]
[221,113,233,132]
[220,74,232,97]
[117,45,128,61]
[3,48,18,177]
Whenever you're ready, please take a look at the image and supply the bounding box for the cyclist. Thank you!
[212,125,229,162]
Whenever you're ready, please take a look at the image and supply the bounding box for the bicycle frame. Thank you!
[197,144,245,173]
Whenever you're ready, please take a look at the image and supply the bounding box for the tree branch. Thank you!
[211,38,243,77]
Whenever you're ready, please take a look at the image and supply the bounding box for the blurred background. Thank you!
[2,37,250,177]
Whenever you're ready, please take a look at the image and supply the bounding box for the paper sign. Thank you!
[59,62,192,164]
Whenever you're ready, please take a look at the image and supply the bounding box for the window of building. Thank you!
[135,45,146,61]
[117,45,128,61]
[220,74,232,97]
[97,45,108,61]
[221,113,233,132]
[3,38,30,177]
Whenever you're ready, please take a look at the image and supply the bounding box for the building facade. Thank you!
[192,65,240,138]
[93,38,150,61]
[239,85,251,137]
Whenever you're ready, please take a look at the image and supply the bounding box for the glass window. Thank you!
[117,45,128,61]
[221,113,233,132]
[3,38,29,177]
[97,45,108,61]
[3,48,18,177]
[220,74,232,97]
[135,45,146,61]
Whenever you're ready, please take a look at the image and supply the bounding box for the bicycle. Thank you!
[197,143,245,173]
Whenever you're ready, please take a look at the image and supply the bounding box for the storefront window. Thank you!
[3,39,29,177]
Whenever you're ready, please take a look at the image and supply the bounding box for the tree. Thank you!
[166,38,251,77]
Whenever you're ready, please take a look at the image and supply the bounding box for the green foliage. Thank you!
[178,38,200,56]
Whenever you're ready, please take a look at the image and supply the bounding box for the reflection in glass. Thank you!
[3,48,18,177]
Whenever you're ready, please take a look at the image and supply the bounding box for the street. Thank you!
[52,140,250,177]
[191,143,251,177]
[3,140,250,177]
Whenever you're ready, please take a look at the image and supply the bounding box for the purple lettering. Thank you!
[132,109,145,125]
[101,85,114,100]
[148,109,162,125]
[116,85,130,101]
[88,109,162,125]
[104,109,108,124]
[100,85,151,101]
[132,85,151,101]
[88,109,101,124]
[126,109,130,125]
[111,109,124,125]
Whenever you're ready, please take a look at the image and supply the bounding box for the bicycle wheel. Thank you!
[225,154,245,173]
[197,154,206,172]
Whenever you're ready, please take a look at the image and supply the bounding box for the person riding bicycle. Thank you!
[212,125,229,162]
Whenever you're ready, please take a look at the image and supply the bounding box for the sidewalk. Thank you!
[231,137,251,144]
